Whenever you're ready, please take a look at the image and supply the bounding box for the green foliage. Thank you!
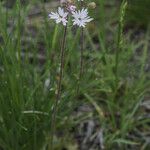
[126,0,150,25]
[0,0,149,150]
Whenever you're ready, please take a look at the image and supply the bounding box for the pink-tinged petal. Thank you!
[63,12,68,18]
[86,18,93,22]
[58,7,64,17]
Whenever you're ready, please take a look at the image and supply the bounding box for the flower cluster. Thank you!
[48,0,93,27]
[49,7,68,26]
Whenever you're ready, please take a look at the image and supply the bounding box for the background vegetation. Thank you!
[0,0,150,150]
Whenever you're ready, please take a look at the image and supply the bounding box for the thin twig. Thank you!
[49,25,67,150]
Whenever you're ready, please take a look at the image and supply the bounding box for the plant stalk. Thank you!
[115,0,127,88]
[49,25,67,150]
[80,0,84,77]
[77,1,84,94]
[80,27,84,78]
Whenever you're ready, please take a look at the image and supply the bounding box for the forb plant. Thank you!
[48,0,95,149]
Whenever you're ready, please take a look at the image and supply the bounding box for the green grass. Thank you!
[0,0,150,150]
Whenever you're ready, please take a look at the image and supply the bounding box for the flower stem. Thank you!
[49,25,67,150]
[80,0,84,78]
[80,27,84,78]
[77,27,84,94]
[77,1,84,94]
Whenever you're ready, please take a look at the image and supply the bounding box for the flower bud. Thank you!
[67,5,76,13]
[88,2,96,9]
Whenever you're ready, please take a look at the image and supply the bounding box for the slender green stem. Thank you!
[17,0,21,67]
[49,25,67,150]
[115,0,127,88]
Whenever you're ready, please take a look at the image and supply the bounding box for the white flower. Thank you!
[72,8,93,27]
[49,7,68,26]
